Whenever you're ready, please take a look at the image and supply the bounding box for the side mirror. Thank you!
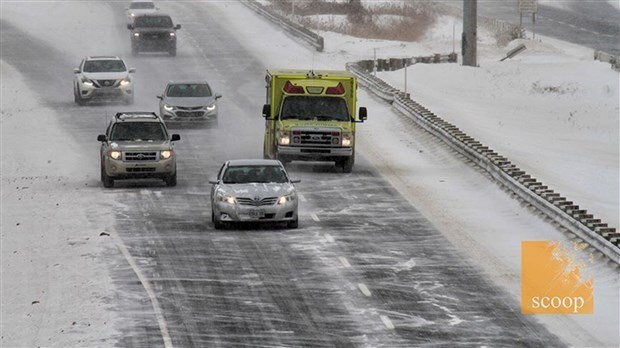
[174,24,181,30]
[208,180,218,185]
[128,68,136,73]
[127,24,134,30]
[290,179,301,184]
[157,95,163,100]
[262,104,271,118]
[73,68,80,74]
[358,106,367,122]
[215,93,222,99]
[171,134,181,141]
[97,134,107,142]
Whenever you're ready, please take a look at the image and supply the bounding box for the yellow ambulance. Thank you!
[262,69,367,173]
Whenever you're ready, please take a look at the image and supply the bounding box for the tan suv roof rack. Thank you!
[114,112,159,120]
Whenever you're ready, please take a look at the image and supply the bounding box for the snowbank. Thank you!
[1,61,121,346]
[378,36,619,229]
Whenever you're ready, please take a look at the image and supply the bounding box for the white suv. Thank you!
[126,0,158,24]
[73,56,135,105]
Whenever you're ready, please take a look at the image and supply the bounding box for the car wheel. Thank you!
[101,163,114,188]
[74,88,85,106]
[213,210,224,230]
[339,156,354,173]
[165,171,177,187]
[276,152,290,164]
[286,217,298,229]
[263,141,270,159]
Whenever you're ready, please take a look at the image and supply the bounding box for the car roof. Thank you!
[226,159,283,167]
[86,56,122,61]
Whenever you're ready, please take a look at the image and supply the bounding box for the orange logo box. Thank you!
[521,241,593,314]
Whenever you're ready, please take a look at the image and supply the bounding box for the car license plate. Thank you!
[248,210,265,218]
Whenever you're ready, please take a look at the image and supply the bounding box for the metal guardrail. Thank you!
[347,60,620,265]
[240,0,324,52]
[242,0,620,264]
[346,54,457,101]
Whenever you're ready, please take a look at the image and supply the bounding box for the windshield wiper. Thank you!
[314,115,338,120]
[283,115,305,120]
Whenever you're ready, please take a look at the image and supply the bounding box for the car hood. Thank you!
[162,96,215,107]
[82,72,129,80]
[109,141,171,151]
[217,183,295,198]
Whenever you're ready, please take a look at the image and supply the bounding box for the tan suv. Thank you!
[97,112,180,187]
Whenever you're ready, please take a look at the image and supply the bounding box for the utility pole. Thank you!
[462,0,477,67]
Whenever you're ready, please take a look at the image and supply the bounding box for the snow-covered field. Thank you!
[1,60,121,346]
[378,19,619,229]
[1,0,618,346]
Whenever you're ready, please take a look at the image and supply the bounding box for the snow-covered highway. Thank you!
[1,1,618,347]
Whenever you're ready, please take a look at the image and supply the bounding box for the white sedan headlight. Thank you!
[163,104,174,111]
[120,78,131,86]
[217,193,236,205]
[133,32,140,37]
[206,104,216,111]
[81,77,93,87]
[277,195,295,205]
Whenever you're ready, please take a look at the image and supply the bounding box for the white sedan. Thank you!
[210,159,300,229]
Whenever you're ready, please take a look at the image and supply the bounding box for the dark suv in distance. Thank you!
[128,13,181,56]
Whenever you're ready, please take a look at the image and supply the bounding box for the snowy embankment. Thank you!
[378,20,619,229]
[1,2,124,346]
[0,62,121,346]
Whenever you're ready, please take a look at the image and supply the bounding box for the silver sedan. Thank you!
[157,80,222,122]
[210,159,300,229]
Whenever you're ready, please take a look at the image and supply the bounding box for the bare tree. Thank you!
[348,0,367,24]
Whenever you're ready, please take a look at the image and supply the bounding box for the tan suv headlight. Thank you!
[109,150,122,160]
[160,150,173,159]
